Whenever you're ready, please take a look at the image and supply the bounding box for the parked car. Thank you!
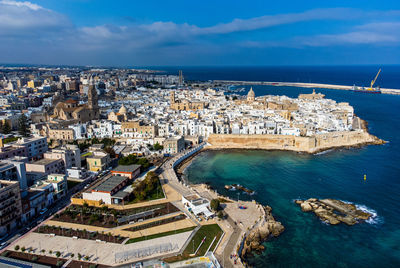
[39,208,48,215]
[0,242,10,249]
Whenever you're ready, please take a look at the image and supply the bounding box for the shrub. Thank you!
[1,251,9,257]
[21,246,26,252]
[14,245,20,251]
[32,256,38,262]
[71,253,75,258]
[56,260,64,267]
[55,251,61,258]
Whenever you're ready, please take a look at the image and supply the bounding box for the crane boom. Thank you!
[370,68,381,89]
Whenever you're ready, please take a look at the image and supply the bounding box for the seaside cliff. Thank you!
[207,129,384,154]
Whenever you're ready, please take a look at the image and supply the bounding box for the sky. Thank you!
[1,0,400,66]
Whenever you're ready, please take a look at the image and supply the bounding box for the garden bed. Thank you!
[126,226,196,244]
[123,214,187,232]
[52,203,180,228]
[3,250,67,267]
[35,225,127,244]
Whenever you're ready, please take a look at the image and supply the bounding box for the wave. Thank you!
[314,149,334,155]
[355,204,383,225]
[340,200,383,225]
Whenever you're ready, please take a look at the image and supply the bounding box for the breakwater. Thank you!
[214,80,400,95]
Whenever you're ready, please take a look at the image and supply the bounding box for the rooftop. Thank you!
[29,158,60,165]
[93,175,127,193]
[112,164,141,173]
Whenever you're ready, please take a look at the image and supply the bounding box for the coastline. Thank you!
[206,130,385,154]
[214,80,400,95]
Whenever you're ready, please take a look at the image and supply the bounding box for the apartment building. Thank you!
[0,180,22,236]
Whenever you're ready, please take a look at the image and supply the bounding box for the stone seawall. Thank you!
[207,130,384,153]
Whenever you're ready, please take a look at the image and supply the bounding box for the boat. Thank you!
[351,69,382,94]
[352,85,381,94]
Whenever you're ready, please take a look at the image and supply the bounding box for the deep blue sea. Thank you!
[180,66,400,267]
[152,65,400,89]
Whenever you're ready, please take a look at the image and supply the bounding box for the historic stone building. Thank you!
[169,91,207,111]
[52,78,100,123]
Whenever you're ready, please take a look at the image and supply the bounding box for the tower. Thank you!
[88,77,98,109]
[178,70,183,87]
[170,91,176,104]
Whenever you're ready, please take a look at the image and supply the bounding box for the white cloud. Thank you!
[0,0,42,10]
[0,0,71,36]
[0,2,400,65]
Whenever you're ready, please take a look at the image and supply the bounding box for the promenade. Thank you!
[160,143,266,268]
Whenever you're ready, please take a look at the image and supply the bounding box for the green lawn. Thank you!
[126,226,196,244]
[164,224,223,263]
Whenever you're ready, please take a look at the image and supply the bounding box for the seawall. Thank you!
[207,130,384,154]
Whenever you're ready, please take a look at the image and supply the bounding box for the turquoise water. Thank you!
[185,86,400,267]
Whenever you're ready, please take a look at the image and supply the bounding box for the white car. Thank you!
[0,242,10,249]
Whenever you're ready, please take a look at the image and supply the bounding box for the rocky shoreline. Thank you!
[240,205,285,263]
[295,198,373,225]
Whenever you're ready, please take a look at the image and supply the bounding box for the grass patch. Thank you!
[126,172,165,204]
[2,137,19,144]
[81,152,93,157]
[164,224,223,263]
[126,226,196,244]
[67,180,81,189]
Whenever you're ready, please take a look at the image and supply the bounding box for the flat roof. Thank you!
[29,158,59,165]
[93,175,127,193]
[112,189,130,199]
[112,164,141,173]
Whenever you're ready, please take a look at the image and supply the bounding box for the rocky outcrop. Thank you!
[241,206,284,260]
[295,198,372,225]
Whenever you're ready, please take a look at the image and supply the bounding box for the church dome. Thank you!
[118,104,127,115]
[247,87,255,101]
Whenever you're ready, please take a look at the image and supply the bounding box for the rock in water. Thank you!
[241,206,284,261]
[295,198,373,226]
[300,202,313,212]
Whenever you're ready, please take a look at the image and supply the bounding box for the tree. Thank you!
[56,251,61,258]
[71,253,75,258]
[18,114,30,137]
[14,245,20,251]
[153,142,163,151]
[21,246,26,252]
[78,253,82,260]
[210,199,220,211]
[104,146,116,158]
[2,121,11,134]
[217,211,224,219]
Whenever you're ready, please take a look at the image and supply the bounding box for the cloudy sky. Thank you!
[1,0,400,66]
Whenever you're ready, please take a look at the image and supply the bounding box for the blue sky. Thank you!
[1,0,400,66]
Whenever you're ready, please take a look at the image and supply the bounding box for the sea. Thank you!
[166,66,400,267]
